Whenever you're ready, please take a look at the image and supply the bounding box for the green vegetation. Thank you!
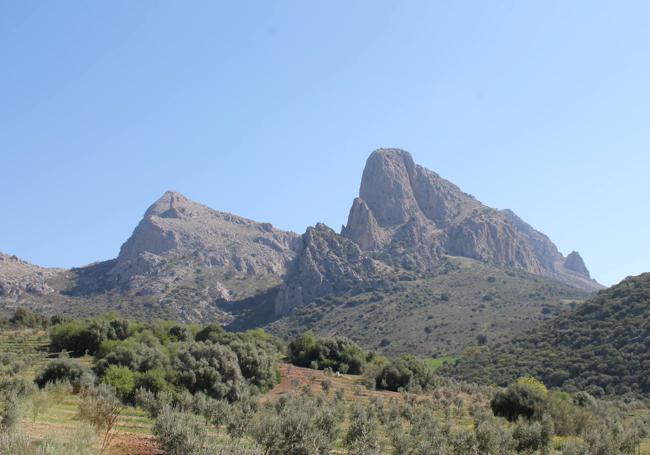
[288,331,368,374]
[260,257,588,358]
[448,273,650,399]
[1,310,650,453]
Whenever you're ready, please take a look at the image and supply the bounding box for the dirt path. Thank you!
[21,421,162,455]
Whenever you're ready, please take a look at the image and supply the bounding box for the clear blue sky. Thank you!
[1,1,648,286]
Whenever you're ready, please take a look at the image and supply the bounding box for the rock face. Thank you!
[343,149,602,292]
[0,253,60,299]
[275,223,382,315]
[1,149,603,323]
[564,251,590,277]
[75,191,300,300]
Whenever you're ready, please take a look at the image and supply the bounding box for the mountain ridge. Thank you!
[1,148,602,344]
[342,149,601,292]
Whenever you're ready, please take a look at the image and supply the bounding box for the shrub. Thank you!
[512,413,554,453]
[226,394,258,440]
[134,368,171,395]
[77,384,123,455]
[251,393,340,455]
[474,413,514,454]
[134,388,171,419]
[0,391,22,431]
[29,388,52,422]
[153,407,209,455]
[229,339,279,391]
[174,341,245,401]
[94,338,169,376]
[50,318,131,356]
[374,356,436,392]
[35,359,95,391]
[491,376,548,422]
[345,404,382,455]
[100,366,136,401]
[0,431,31,454]
[288,332,368,374]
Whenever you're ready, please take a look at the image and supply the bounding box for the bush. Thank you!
[345,403,382,455]
[374,356,436,392]
[226,394,258,440]
[77,384,123,454]
[153,407,209,455]
[50,318,131,356]
[100,366,136,401]
[174,341,245,401]
[134,369,171,395]
[35,359,95,391]
[229,339,279,391]
[94,338,169,376]
[491,376,548,422]
[512,414,554,453]
[134,388,171,419]
[288,332,368,374]
[251,393,340,455]
[0,391,22,431]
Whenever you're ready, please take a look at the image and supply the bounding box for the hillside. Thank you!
[1,148,602,354]
[447,273,650,398]
[230,256,589,357]
[0,253,62,300]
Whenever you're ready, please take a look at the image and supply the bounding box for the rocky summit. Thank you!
[342,149,601,292]
[0,148,602,327]
[70,190,300,306]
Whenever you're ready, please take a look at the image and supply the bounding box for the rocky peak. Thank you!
[359,149,420,226]
[100,191,300,294]
[564,251,590,277]
[343,149,602,292]
[144,190,194,219]
[275,223,381,315]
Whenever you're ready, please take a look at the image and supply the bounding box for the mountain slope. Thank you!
[342,149,601,292]
[231,256,588,357]
[0,253,61,299]
[71,191,299,301]
[1,148,602,354]
[447,273,650,397]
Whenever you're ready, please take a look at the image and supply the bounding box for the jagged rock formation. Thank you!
[1,149,603,325]
[74,191,300,302]
[343,149,602,292]
[564,251,590,277]
[274,224,382,315]
[0,253,60,299]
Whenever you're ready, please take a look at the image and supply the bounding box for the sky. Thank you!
[1,1,648,286]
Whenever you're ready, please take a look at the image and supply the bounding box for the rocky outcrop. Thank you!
[0,253,60,299]
[73,191,300,300]
[343,149,602,292]
[275,223,382,315]
[564,251,590,277]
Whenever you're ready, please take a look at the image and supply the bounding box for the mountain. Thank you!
[0,253,61,299]
[342,149,601,292]
[447,273,650,398]
[72,191,299,300]
[0,148,602,353]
